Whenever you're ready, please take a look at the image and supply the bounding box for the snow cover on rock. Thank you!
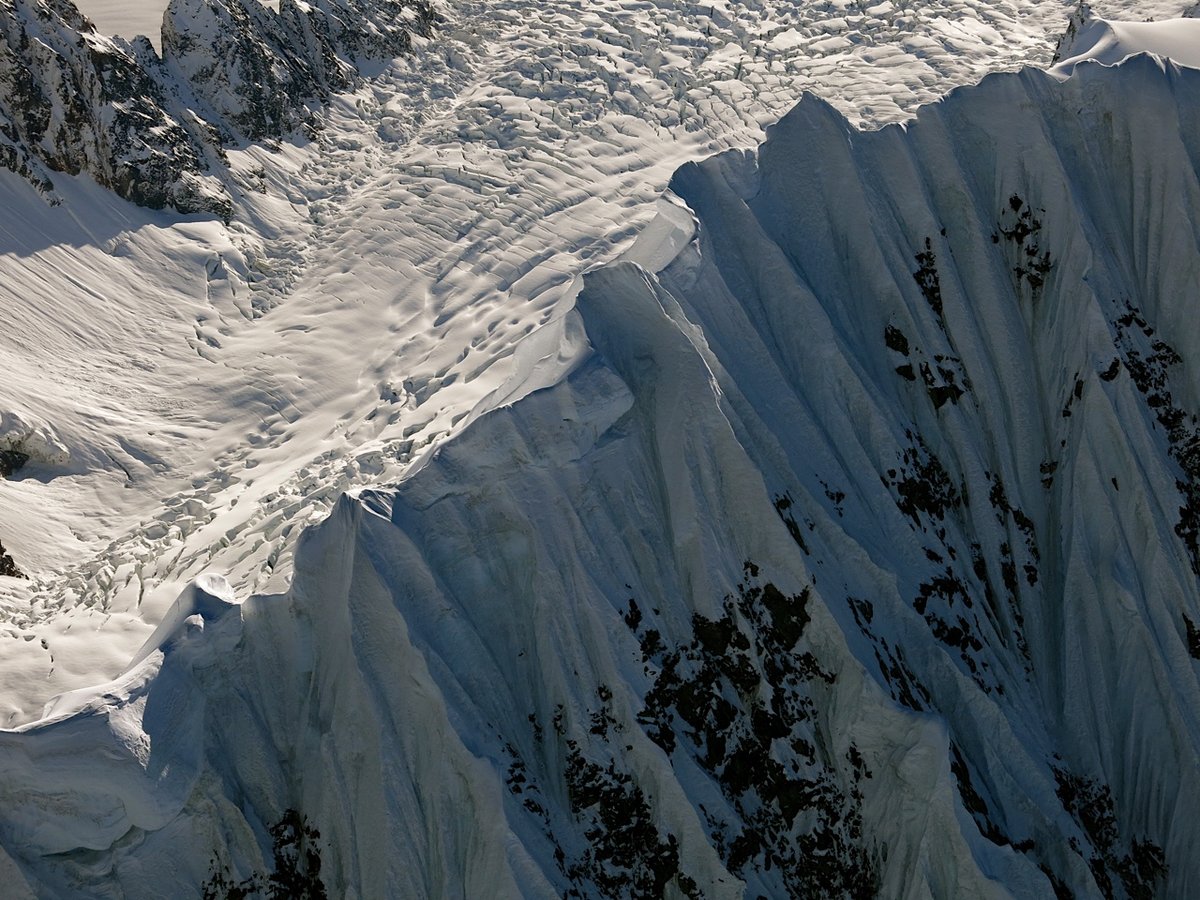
[1054,12,1200,72]
[4,0,1200,897]
[0,0,438,212]
[0,0,231,215]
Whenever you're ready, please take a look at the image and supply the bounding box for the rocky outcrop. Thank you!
[0,0,439,214]
[162,0,437,142]
[0,449,27,479]
[0,0,230,215]
[163,0,338,142]
[0,539,23,578]
[1051,0,1093,64]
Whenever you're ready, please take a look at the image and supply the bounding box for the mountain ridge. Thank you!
[4,49,1200,897]
[0,0,439,215]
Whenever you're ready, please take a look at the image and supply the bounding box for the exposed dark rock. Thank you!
[993,194,1054,299]
[160,0,438,144]
[884,323,911,356]
[1051,0,1093,65]
[627,566,878,896]
[772,491,809,554]
[0,448,28,478]
[1053,767,1169,900]
[203,809,328,900]
[950,744,1009,846]
[1185,614,1200,660]
[887,435,959,526]
[562,743,702,899]
[0,539,25,578]
[1111,300,1200,575]
[913,236,945,325]
[0,0,440,215]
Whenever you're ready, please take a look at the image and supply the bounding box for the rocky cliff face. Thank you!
[0,0,438,215]
[0,0,229,214]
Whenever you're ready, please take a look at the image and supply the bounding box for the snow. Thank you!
[1052,15,1200,74]
[3,0,1200,896]
[635,53,1200,893]
[7,0,1186,727]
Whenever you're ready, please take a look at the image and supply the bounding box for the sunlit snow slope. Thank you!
[4,30,1200,900]
[7,0,1189,724]
[4,1,1200,898]
[1053,12,1200,72]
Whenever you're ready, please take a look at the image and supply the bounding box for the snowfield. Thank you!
[3,0,1200,897]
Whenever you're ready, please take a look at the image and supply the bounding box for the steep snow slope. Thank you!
[10,0,1193,726]
[4,47,1200,899]
[1054,14,1200,71]
[637,53,1200,897]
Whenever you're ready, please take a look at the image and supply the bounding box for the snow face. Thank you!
[639,54,1200,896]
[3,1,1200,897]
[3,45,1200,898]
[4,0,1197,728]
[1053,15,1200,73]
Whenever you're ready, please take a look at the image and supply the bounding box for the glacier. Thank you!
[4,0,1200,897]
[5,0,1144,725]
[3,43,1200,897]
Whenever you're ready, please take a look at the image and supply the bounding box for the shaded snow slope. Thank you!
[639,53,1200,898]
[5,53,1200,898]
[0,282,1032,898]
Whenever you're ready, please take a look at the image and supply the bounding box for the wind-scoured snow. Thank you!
[3,1,1200,897]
